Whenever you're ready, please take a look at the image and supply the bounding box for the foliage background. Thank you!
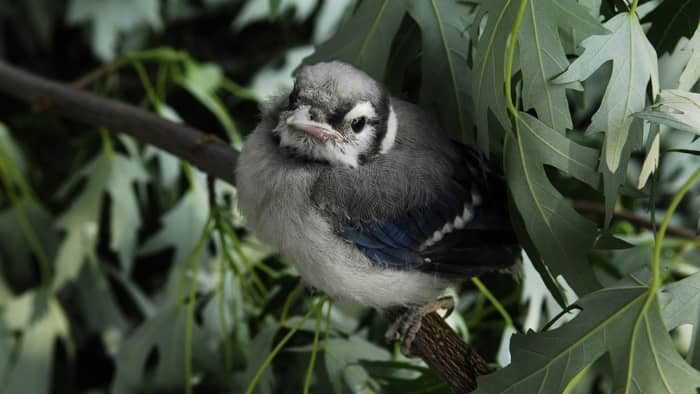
[0,0,699,393]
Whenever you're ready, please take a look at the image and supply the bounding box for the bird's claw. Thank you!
[385,296,455,357]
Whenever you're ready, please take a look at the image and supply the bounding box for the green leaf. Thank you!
[520,254,575,332]
[554,12,659,173]
[237,326,277,394]
[505,113,601,294]
[599,118,643,227]
[661,271,700,330]
[324,336,391,394]
[111,306,219,393]
[472,0,519,152]
[642,0,700,55]
[313,0,354,44]
[475,276,700,393]
[140,173,209,269]
[634,89,700,136]
[176,60,243,149]
[304,0,408,81]
[144,145,181,188]
[658,26,700,90]
[0,318,10,382]
[559,0,605,54]
[0,122,26,174]
[555,12,658,228]
[508,197,568,309]
[66,0,161,60]
[678,27,700,90]
[75,259,129,334]
[269,0,282,20]
[53,151,148,288]
[0,199,56,287]
[249,46,315,99]
[638,127,660,188]
[1,293,70,394]
[232,0,317,31]
[360,360,447,394]
[408,0,474,144]
[519,0,605,132]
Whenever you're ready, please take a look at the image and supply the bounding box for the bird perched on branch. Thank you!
[237,61,519,354]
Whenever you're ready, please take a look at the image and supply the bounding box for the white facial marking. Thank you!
[380,105,397,154]
[276,100,384,168]
[344,101,376,123]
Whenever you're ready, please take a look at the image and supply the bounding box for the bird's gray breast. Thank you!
[236,125,321,251]
[236,109,450,308]
[236,123,364,298]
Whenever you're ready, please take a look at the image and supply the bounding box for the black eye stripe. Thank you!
[329,104,353,125]
[328,112,344,126]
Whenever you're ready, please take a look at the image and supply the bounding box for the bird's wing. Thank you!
[337,156,519,278]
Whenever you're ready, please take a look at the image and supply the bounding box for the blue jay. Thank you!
[237,61,519,354]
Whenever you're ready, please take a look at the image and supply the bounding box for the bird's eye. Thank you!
[351,117,366,132]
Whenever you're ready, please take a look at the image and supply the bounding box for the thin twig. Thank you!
[71,59,124,90]
[0,60,237,184]
[574,201,699,240]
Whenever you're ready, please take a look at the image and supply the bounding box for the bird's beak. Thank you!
[286,107,343,142]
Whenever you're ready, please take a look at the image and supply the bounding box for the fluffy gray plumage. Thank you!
[236,61,516,309]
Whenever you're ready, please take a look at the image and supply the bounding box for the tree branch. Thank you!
[0,60,489,393]
[574,201,699,240]
[0,61,237,185]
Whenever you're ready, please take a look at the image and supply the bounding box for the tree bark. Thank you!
[385,309,490,393]
[0,60,490,393]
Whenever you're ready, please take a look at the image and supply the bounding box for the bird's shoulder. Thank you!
[311,98,466,221]
[310,97,519,278]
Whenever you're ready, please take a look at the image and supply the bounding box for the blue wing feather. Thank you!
[337,172,519,277]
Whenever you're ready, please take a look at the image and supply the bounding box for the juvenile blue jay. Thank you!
[237,61,519,354]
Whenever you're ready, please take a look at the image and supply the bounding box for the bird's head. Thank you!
[273,61,397,168]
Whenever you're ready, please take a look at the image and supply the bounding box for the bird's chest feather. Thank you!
[236,142,447,308]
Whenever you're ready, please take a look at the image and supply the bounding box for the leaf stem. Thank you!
[322,301,333,351]
[280,283,304,326]
[651,167,700,292]
[472,277,514,328]
[184,217,214,394]
[630,0,639,15]
[303,298,326,394]
[0,144,51,290]
[217,237,234,372]
[99,128,114,158]
[245,299,324,394]
[505,0,529,119]
[177,216,214,306]
[131,60,162,112]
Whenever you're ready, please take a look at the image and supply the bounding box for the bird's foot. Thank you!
[385,296,455,357]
